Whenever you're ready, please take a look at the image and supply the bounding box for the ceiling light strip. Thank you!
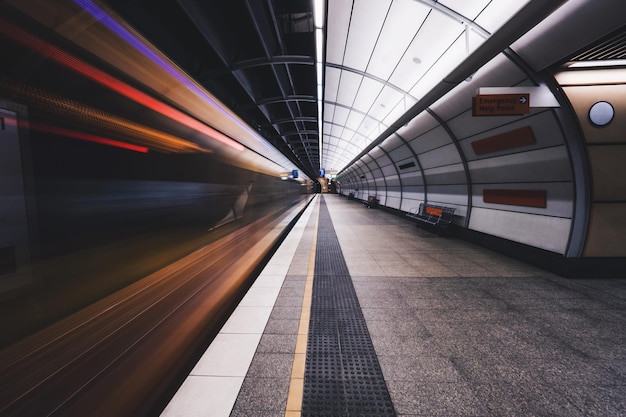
[567,59,626,68]
[314,0,325,175]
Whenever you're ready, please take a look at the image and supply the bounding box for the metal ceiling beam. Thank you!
[205,56,314,76]
[272,116,317,125]
[255,95,317,106]
[279,130,320,137]
[326,62,415,100]
[413,0,490,38]
[176,0,313,174]
[245,0,317,175]
[176,0,257,99]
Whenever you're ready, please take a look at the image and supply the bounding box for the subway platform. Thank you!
[162,194,626,417]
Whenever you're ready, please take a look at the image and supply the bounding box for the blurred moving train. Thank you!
[0,1,314,415]
[0,1,308,345]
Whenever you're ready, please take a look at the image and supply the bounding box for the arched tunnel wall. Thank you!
[338,50,626,261]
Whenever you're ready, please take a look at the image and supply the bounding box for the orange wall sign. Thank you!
[472,94,530,116]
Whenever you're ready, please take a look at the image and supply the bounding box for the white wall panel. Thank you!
[407,126,450,154]
[399,170,423,186]
[380,164,397,177]
[469,207,571,254]
[402,187,425,198]
[422,163,466,185]
[380,134,406,152]
[364,158,378,171]
[427,185,469,206]
[448,109,544,140]
[386,143,412,162]
[386,193,401,209]
[385,176,401,187]
[368,165,382,175]
[419,144,462,170]
[369,146,386,159]
[376,156,394,171]
[468,146,572,183]
[401,197,424,213]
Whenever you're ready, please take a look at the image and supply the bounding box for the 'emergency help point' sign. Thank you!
[472,94,530,116]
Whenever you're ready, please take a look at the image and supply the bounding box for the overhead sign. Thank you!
[476,87,559,107]
[472,93,530,116]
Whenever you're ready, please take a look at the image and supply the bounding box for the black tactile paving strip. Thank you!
[302,197,396,417]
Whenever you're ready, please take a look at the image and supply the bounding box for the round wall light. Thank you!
[588,101,614,126]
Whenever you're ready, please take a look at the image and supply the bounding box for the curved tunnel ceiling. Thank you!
[93,0,542,180]
[321,0,533,175]
[2,0,576,181]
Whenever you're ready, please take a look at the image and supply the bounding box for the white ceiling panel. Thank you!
[325,0,354,64]
[332,105,351,126]
[409,33,480,99]
[323,103,335,123]
[323,67,341,103]
[345,110,366,131]
[367,0,430,80]
[357,121,377,139]
[335,70,363,106]
[388,12,463,92]
[352,134,367,147]
[345,141,359,154]
[330,123,344,139]
[352,76,385,113]
[342,0,392,71]
[370,85,404,121]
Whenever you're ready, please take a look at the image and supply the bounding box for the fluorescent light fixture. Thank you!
[567,59,626,68]
[314,0,324,28]
[314,0,325,174]
[555,67,626,85]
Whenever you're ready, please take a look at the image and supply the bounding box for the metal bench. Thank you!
[363,195,379,208]
[406,203,455,231]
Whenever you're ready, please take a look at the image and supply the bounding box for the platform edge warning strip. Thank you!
[301,196,396,416]
[285,197,319,417]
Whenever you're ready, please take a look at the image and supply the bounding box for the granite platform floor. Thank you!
[210,194,626,416]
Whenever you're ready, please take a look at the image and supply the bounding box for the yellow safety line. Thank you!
[285,198,319,417]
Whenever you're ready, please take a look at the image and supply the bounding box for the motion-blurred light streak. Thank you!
[0,77,211,154]
[1,106,146,153]
[0,18,244,152]
[29,122,149,153]
[73,0,277,153]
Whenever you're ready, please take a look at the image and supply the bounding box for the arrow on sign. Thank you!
[519,96,527,104]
